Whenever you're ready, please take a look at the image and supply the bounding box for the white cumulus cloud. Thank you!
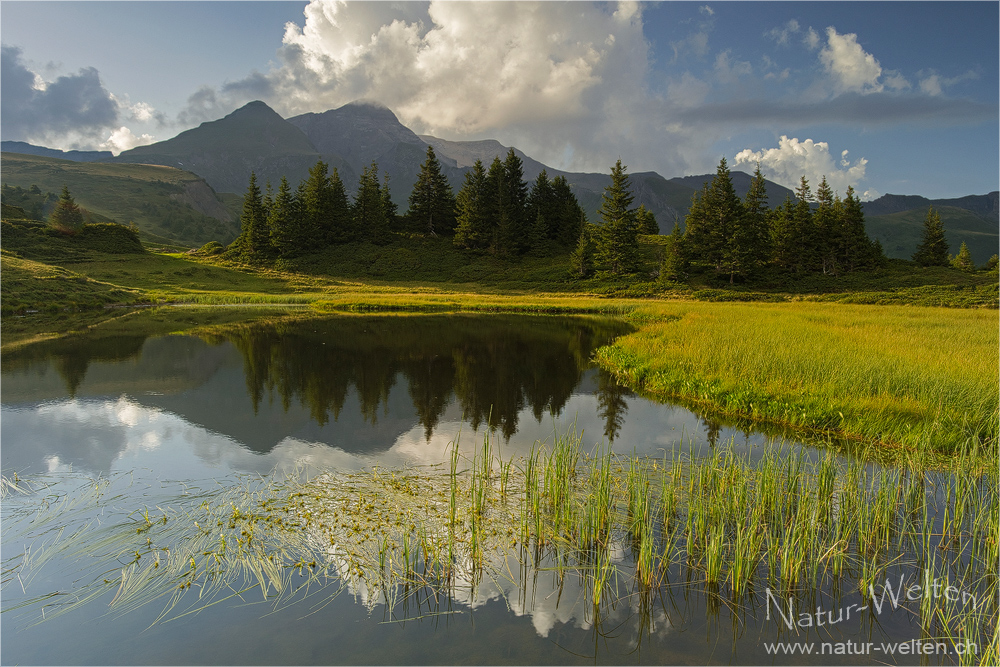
[818,27,883,94]
[100,126,154,154]
[733,135,868,196]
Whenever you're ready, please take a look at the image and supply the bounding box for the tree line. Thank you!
[228,145,592,262]
[230,147,991,281]
[660,158,886,284]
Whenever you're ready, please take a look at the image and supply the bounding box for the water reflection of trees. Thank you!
[209,315,634,440]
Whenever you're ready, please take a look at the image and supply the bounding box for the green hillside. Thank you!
[866,206,998,265]
[0,153,240,247]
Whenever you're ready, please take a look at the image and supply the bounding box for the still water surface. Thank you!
[0,311,941,665]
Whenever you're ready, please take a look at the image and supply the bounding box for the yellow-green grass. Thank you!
[0,252,146,313]
[597,301,998,454]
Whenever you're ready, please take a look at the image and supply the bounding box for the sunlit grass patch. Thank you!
[596,301,998,454]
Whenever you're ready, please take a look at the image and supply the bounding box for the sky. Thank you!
[2,1,997,199]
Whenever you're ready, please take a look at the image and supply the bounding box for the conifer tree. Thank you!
[268,176,301,258]
[636,205,659,235]
[731,165,770,281]
[327,168,354,243]
[813,176,839,274]
[550,176,585,246]
[791,176,816,273]
[381,172,398,236]
[407,146,456,236]
[659,221,689,283]
[596,159,640,275]
[527,170,556,237]
[952,242,974,271]
[770,195,798,271]
[49,185,84,234]
[569,223,596,278]
[704,158,744,277]
[354,162,389,245]
[838,186,879,271]
[454,160,489,250]
[302,161,332,247]
[234,172,271,261]
[500,148,528,255]
[912,206,949,266]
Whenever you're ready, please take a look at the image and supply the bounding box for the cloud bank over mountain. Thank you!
[2,1,996,197]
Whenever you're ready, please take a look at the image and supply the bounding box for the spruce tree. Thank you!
[49,185,84,234]
[770,195,798,271]
[636,205,659,235]
[500,148,528,255]
[791,176,816,273]
[813,176,838,275]
[550,176,584,246]
[838,186,879,271]
[268,176,300,258]
[527,170,556,238]
[327,168,354,243]
[454,160,489,250]
[482,157,506,255]
[659,221,689,283]
[354,163,390,245]
[732,165,770,281]
[705,158,744,278]
[302,161,332,247]
[952,242,974,271]
[912,206,949,266]
[407,146,456,236]
[569,223,596,278]
[234,172,270,262]
[596,159,640,275]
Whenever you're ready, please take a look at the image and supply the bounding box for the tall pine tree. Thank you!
[454,159,489,250]
[49,185,84,235]
[912,206,949,266]
[407,146,456,236]
[596,159,640,275]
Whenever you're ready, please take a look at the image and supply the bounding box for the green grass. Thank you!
[0,252,146,316]
[596,300,998,454]
[1,152,240,246]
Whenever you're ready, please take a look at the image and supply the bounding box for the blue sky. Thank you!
[2,1,997,199]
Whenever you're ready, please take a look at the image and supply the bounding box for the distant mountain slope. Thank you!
[1,152,240,246]
[109,101,326,195]
[866,205,998,264]
[863,191,999,221]
[290,102,426,173]
[1,140,113,162]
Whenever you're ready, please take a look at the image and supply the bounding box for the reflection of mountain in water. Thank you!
[2,314,635,463]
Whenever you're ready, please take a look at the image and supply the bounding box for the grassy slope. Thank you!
[867,205,998,265]
[0,153,240,247]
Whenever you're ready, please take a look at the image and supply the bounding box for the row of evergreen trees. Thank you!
[228,145,593,261]
[661,159,885,283]
[450,151,587,256]
[230,160,398,261]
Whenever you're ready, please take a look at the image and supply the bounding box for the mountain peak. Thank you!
[288,102,423,171]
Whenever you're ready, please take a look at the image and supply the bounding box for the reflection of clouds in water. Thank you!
[323,535,671,640]
[5,392,716,480]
